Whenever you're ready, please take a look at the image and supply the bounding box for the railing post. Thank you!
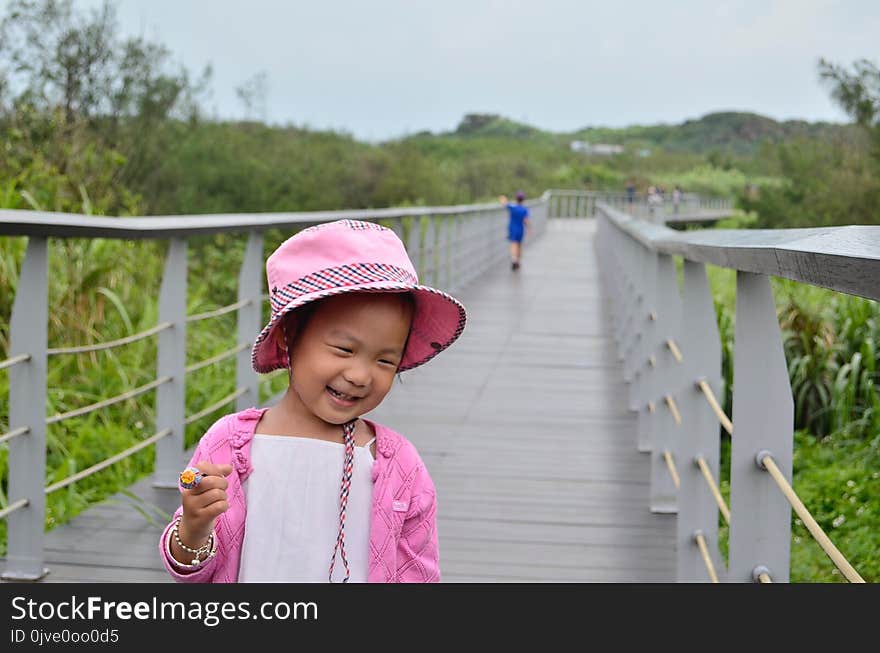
[2,236,49,581]
[236,231,263,412]
[478,210,489,274]
[438,215,451,292]
[423,217,437,286]
[636,250,659,454]
[496,207,504,266]
[544,197,549,230]
[406,216,422,280]
[467,211,479,286]
[531,201,538,237]
[486,209,498,270]
[677,260,725,582]
[457,213,470,288]
[647,253,681,514]
[387,218,404,244]
[616,237,635,364]
[621,239,645,382]
[480,211,501,272]
[599,215,625,355]
[153,238,188,488]
[532,200,545,238]
[474,211,483,275]
[616,234,648,417]
[728,271,793,582]
[449,213,463,292]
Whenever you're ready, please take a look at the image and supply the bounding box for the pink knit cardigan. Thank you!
[158,407,440,582]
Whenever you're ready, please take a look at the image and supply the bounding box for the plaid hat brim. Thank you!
[251,281,466,374]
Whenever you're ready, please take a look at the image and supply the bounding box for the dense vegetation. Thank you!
[0,0,878,581]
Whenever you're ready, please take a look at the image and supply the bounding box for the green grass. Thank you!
[651,165,783,198]
[714,429,879,582]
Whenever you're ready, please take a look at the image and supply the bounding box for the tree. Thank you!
[0,0,116,125]
[736,58,880,228]
[819,58,880,157]
[235,71,269,122]
[0,0,211,210]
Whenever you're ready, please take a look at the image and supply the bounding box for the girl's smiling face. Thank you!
[282,292,413,430]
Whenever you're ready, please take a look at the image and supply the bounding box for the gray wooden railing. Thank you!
[546,189,733,222]
[0,198,549,580]
[593,194,879,583]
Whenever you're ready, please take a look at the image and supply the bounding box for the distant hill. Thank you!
[452,113,548,139]
[569,112,853,155]
[443,111,851,156]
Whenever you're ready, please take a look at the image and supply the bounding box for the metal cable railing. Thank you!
[692,379,865,582]
[0,354,30,371]
[757,452,866,583]
[184,387,248,426]
[0,498,29,520]
[186,299,252,324]
[696,379,733,435]
[694,455,731,524]
[651,324,866,583]
[693,530,720,583]
[0,426,30,445]
[47,322,172,356]
[44,428,172,495]
[666,338,683,363]
[185,343,249,374]
[3,302,243,525]
[45,376,172,425]
[663,450,681,489]
[664,394,682,425]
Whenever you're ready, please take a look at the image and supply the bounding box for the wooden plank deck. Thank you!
[10,218,676,583]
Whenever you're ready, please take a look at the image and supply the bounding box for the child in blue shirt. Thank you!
[498,190,530,270]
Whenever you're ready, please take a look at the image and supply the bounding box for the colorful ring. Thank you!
[179,466,204,490]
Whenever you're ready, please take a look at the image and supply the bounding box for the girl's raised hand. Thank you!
[178,462,233,548]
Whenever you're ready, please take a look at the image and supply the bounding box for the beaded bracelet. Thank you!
[167,516,217,568]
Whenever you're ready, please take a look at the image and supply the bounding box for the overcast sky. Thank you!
[65,0,880,141]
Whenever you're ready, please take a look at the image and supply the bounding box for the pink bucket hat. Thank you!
[251,219,467,373]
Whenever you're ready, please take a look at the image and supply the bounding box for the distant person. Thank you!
[647,185,663,219]
[672,185,683,214]
[626,182,636,213]
[159,219,467,582]
[498,190,531,270]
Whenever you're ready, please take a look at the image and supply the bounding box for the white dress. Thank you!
[238,434,375,582]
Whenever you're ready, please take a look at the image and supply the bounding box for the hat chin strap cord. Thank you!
[285,348,356,582]
[328,419,357,582]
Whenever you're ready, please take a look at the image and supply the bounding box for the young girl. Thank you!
[158,219,467,582]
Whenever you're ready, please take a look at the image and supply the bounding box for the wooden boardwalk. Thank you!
[19,218,676,583]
